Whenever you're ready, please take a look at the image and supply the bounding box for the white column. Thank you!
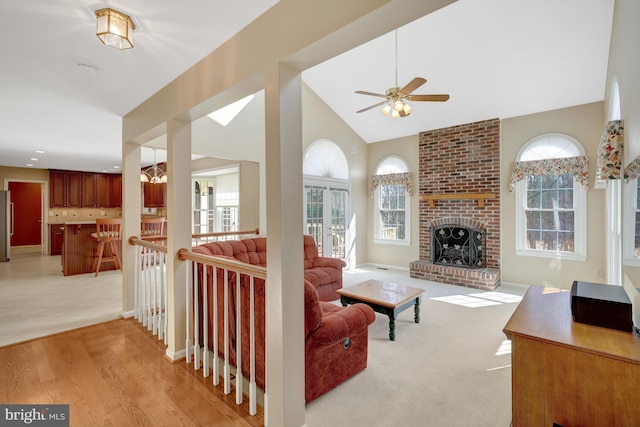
[606,179,622,285]
[165,118,192,358]
[264,62,306,427]
[122,141,142,316]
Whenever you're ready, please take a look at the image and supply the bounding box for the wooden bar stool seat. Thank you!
[141,217,166,241]
[141,217,166,269]
[91,218,122,277]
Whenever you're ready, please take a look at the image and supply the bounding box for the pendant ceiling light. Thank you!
[141,148,167,184]
[95,8,135,50]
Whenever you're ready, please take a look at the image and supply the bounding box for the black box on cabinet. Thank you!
[570,281,633,332]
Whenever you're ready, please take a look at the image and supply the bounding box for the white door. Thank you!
[304,179,349,263]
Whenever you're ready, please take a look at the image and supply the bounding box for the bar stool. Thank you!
[91,218,122,277]
[141,217,165,269]
[141,217,166,241]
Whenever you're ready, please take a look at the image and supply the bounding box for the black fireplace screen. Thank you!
[431,224,486,268]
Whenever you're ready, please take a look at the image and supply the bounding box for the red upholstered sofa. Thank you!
[194,235,345,301]
[192,236,375,403]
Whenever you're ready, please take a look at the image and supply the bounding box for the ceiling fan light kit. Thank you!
[355,30,449,118]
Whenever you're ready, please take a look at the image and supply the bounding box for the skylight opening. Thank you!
[207,94,255,126]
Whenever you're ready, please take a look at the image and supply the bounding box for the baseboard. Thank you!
[500,281,532,291]
[352,262,410,272]
[166,347,186,361]
[10,245,42,254]
[121,310,135,318]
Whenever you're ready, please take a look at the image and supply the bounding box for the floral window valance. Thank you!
[369,172,413,198]
[596,119,624,183]
[509,156,590,192]
[624,156,640,182]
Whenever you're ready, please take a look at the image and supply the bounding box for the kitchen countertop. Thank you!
[49,219,119,225]
[62,221,97,225]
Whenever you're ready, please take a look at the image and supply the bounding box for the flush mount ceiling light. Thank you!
[141,148,167,184]
[95,8,135,50]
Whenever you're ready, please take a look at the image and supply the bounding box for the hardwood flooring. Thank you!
[0,318,263,427]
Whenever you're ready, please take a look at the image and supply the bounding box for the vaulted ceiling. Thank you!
[0,0,614,172]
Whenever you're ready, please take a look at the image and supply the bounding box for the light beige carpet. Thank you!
[305,266,526,427]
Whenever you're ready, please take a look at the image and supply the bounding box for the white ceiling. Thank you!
[0,0,614,173]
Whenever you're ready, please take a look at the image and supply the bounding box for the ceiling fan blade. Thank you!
[355,90,388,98]
[407,94,450,102]
[399,77,426,95]
[356,100,388,113]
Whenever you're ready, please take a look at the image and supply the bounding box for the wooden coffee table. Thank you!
[337,279,425,341]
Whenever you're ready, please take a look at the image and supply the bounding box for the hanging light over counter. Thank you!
[141,148,167,184]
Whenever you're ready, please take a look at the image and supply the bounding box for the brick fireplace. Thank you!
[410,118,501,290]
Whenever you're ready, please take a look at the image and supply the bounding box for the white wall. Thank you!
[366,134,420,267]
[501,102,606,288]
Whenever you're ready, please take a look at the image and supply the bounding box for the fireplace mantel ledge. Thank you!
[420,193,496,208]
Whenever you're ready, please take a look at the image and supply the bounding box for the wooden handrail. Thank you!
[128,236,168,253]
[192,228,260,240]
[177,248,267,278]
[420,193,496,208]
[127,228,259,251]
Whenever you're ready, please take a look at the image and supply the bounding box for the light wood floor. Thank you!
[0,252,261,425]
[0,318,263,426]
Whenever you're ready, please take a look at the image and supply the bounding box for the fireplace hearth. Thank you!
[431,224,486,268]
[410,215,499,291]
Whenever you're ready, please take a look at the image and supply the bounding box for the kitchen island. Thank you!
[61,221,120,276]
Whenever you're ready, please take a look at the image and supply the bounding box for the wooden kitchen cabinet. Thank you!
[109,174,122,207]
[50,224,64,255]
[81,172,110,207]
[142,182,166,208]
[49,170,81,208]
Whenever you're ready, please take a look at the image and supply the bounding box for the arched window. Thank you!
[371,156,412,245]
[511,134,588,260]
[303,140,350,261]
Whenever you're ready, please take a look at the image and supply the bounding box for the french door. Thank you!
[304,179,349,264]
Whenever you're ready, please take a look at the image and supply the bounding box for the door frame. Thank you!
[303,176,350,264]
[3,178,48,255]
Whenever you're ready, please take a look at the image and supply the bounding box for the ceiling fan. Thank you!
[355,31,450,118]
